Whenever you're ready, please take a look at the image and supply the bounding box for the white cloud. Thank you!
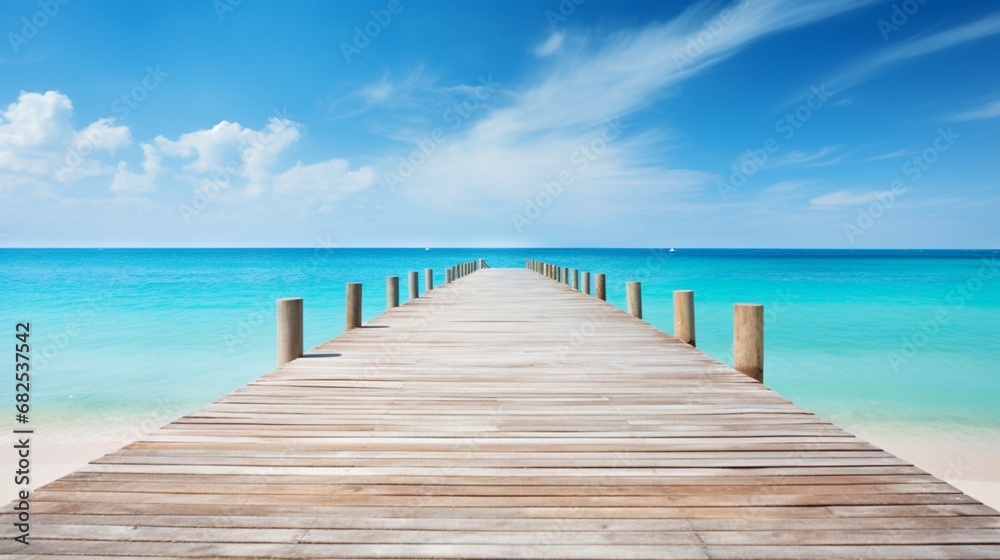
[950,98,1000,122]
[533,32,565,57]
[330,67,449,121]
[273,159,376,200]
[0,89,371,209]
[73,118,132,154]
[241,119,303,194]
[832,13,1000,91]
[156,117,301,175]
[768,146,842,168]
[471,0,873,137]
[154,116,304,198]
[0,91,134,182]
[764,180,811,194]
[0,90,73,149]
[810,189,902,207]
[858,148,914,162]
[150,116,373,206]
[111,143,160,193]
[384,0,872,222]
[360,80,394,105]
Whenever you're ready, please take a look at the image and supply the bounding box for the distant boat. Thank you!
[425,248,430,251]
[669,248,676,252]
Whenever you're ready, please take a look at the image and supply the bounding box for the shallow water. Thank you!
[1,248,997,444]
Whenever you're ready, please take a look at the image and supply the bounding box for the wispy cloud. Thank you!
[533,31,565,57]
[949,98,1000,122]
[328,67,446,121]
[384,0,875,224]
[810,188,902,207]
[768,146,843,168]
[832,12,1000,91]
[764,180,812,194]
[856,148,915,162]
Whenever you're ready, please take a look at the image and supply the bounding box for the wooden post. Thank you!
[626,282,642,319]
[572,269,579,290]
[446,269,452,283]
[563,267,570,285]
[409,271,419,300]
[387,276,399,309]
[582,272,590,295]
[276,297,303,367]
[734,304,764,382]
[346,283,362,330]
[596,274,606,300]
[425,268,433,292]
[673,290,695,346]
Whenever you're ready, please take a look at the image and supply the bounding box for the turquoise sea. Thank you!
[1,248,998,446]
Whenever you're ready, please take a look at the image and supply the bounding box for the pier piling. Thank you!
[674,290,695,346]
[276,297,303,367]
[734,303,764,382]
[346,283,362,330]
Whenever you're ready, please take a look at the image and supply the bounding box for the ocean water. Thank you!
[1,248,998,445]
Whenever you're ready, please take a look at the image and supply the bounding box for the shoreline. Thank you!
[846,422,1000,512]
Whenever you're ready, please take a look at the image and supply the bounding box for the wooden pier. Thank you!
[4,266,1000,558]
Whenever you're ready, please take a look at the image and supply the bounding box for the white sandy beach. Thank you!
[849,423,1000,513]
[3,439,122,505]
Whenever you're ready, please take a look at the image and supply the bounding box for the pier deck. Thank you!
[4,268,999,558]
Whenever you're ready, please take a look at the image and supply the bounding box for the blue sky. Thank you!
[1,0,998,248]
